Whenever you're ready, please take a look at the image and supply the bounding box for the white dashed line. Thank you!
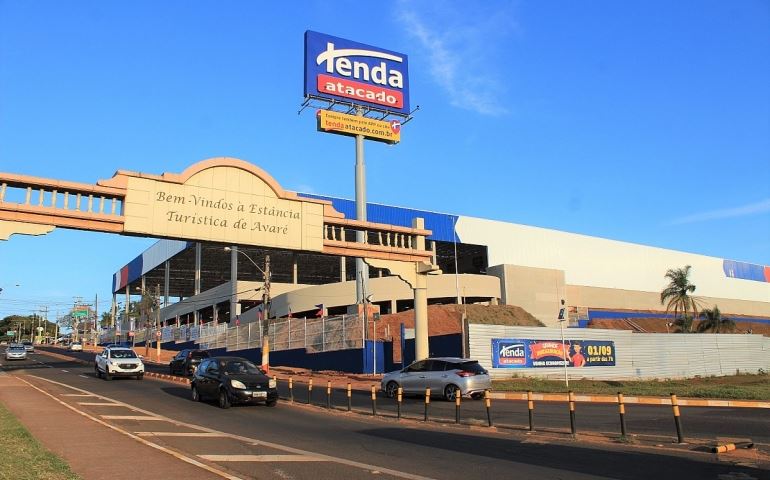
[61,369,69,373]
[61,393,94,397]
[78,402,123,406]
[136,432,228,437]
[199,455,326,462]
[100,416,165,421]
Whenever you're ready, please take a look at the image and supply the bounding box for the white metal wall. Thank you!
[456,216,770,304]
[469,324,770,380]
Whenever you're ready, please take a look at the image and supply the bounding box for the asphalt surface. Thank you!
[45,346,770,443]
[2,348,768,480]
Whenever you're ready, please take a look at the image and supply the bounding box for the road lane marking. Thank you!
[199,455,325,462]
[101,415,165,421]
[28,374,436,480]
[61,369,69,372]
[62,394,94,397]
[78,375,89,379]
[78,402,123,406]
[16,376,244,480]
[136,432,228,437]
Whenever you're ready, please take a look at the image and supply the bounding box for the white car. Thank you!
[94,347,144,380]
[69,342,83,351]
[5,344,27,360]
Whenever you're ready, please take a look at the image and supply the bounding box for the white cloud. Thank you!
[395,2,516,116]
[668,198,770,225]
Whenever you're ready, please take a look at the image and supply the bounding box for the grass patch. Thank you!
[0,402,80,480]
[492,373,770,400]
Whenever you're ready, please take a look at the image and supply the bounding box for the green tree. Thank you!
[697,305,735,333]
[660,265,700,333]
[100,311,113,328]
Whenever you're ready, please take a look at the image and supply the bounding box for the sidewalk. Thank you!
[0,373,226,480]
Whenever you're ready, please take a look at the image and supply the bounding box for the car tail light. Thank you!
[456,371,477,377]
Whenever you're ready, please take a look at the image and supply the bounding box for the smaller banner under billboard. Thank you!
[492,338,616,368]
[317,110,401,144]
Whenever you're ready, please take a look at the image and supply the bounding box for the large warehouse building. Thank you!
[112,194,770,330]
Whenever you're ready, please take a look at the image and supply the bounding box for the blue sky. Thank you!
[1,0,768,319]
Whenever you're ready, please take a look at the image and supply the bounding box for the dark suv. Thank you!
[169,349,210,376]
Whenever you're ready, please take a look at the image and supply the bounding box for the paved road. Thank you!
[45,346,770,443]
[2,349,767,480]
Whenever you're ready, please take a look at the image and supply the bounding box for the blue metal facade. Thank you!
[298,194,459,242]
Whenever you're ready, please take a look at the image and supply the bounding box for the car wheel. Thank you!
[191,385,201,402]
[218,389,231,409]
[169,365,174,375]
[266,399,277,408]
[470,392,484,400]
[104,369,112,381]
[444,384,460,402]
[94,364,101,378]
[385,381,399,399]
[136,373,144,380]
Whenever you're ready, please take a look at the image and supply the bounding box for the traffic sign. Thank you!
[5,331,15,336]
[72,310,88,318]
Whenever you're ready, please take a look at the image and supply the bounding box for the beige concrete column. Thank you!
[340,256,346,282]
[414,273,429,360]
[292,252,298,284]
[390,299,397,314]
[413,218,429,361]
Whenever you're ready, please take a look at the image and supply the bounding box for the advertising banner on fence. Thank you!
[304,30,410,115]
[491,338,616,368]
[317,110,401,144]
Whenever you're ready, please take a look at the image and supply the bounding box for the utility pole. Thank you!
[155,284,161,361]
[39,306,48,344]
[261,255,271,372]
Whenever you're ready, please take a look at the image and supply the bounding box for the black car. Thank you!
[191,357,278,409]
[169,349,210,376]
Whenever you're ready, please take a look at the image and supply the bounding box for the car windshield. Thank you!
[190,351,209,359]
[223,360,261,375]
[110,350,137,359]
[9,346,25,351]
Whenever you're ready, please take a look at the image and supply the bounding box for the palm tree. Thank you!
[697,306,735,333]
[674,314,694,333]
[660,265,700,333]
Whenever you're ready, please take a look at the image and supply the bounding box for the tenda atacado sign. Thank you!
[304,30,410,115]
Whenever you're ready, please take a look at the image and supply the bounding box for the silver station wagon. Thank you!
[381,357,491,401]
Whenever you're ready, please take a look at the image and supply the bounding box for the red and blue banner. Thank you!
[492,338,616,368]
[304,31,410,115]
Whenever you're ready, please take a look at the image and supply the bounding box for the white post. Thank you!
[322,316,326,352]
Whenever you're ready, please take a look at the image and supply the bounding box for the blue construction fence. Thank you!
[134,332,463,374]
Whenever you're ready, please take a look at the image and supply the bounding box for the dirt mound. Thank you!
[588,317,770,336]
[376,304,543,338]
[373,304,544,362]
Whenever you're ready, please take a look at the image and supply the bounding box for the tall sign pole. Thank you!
[355,106,369,304]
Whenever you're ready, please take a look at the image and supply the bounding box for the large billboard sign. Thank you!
[304,30,410,115]
[317,110,401,144]
[491,338,616,368]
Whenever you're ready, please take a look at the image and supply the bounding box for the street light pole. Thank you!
[224,247,271,372]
